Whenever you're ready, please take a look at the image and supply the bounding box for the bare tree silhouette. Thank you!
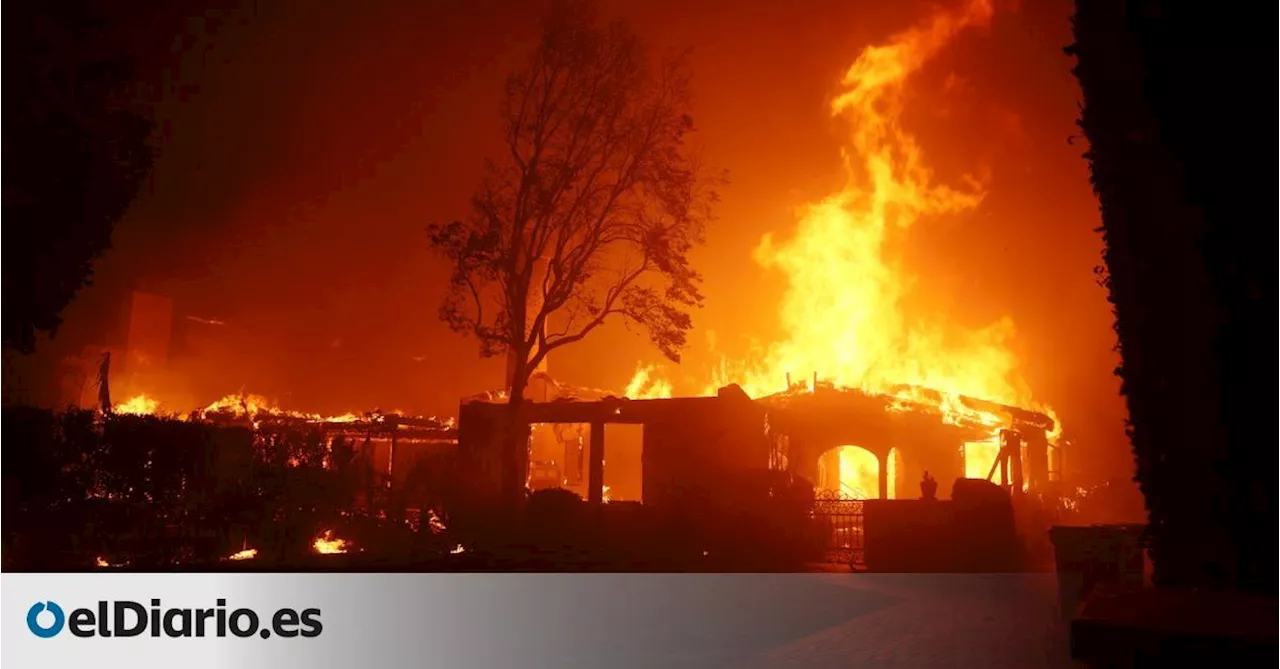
[429,0,721,508]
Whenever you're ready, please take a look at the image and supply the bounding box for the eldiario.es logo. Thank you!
[27,599,322,639]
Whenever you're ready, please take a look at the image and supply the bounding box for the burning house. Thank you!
[459,384,770,509]
[765,383,1058,498]
[456,380,1059,508]
[444,0,1074,524]
[455,377,1058,570]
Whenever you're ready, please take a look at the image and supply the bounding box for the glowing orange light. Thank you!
[312,530,350,555]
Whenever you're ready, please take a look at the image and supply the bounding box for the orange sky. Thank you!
[29,0,1130,482]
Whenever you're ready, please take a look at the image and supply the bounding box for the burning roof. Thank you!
[761,382,1054,434]
[111,391,456,438]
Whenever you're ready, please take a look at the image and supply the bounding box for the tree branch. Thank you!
[427,0,715,395]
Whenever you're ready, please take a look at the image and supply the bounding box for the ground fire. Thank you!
[226,547,258,561]
[312,530,350,555]
[110,391,433,428]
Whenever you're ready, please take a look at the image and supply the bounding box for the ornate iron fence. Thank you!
[812,490,866,566]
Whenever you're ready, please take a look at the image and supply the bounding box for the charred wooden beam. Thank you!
[983,431,1026,492]
[766,383,1055,434]
[587,421,605,504]
[322,426,456,439]
[1023,429,1050,489]
[958,396,1055,433]
[1005,430,1025,493]
[394,416,456,429]
[98,352,112,413]
[465,395,730,426]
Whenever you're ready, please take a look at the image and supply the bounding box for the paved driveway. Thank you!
[735,573,1078,669]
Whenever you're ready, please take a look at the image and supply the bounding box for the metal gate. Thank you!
[812,491,866,566]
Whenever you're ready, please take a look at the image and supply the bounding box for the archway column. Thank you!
[820,448,841,492]
[877,452,889,500]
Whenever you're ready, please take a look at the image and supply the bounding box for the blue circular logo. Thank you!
[27,602,65,638]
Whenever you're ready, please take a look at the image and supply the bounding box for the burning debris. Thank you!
[225,548,258,561]
[312,530,350,555]
[114,394,159,416]
[106,391,457,439]
[427,509,447,535]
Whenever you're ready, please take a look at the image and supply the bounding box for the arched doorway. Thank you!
[817,445,888,499]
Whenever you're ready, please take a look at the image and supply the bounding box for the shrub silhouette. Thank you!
[1069,0,1275,592]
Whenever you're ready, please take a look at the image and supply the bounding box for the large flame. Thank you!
[726,0,1014,404]
[625,0,1051,492]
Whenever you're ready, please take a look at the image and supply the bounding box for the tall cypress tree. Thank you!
[2,1,157,354]
[1068,0,1275,593]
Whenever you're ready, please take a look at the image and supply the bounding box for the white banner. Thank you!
[4,573,1066,668]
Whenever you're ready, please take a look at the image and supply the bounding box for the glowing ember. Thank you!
[427,509,447,535]
[94,556,111,568]
[450,544,466,555]
[226,548,258,561]
[602,484,612,504]
[312,530,350,554]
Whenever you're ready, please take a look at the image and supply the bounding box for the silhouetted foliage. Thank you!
[2,1,157,353]
[429,0,720,509]
[526,486,583,519]
[1069,0,1275,593]
[430,0,718,375]
[398,451,457,518]
[0,408,400,569]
